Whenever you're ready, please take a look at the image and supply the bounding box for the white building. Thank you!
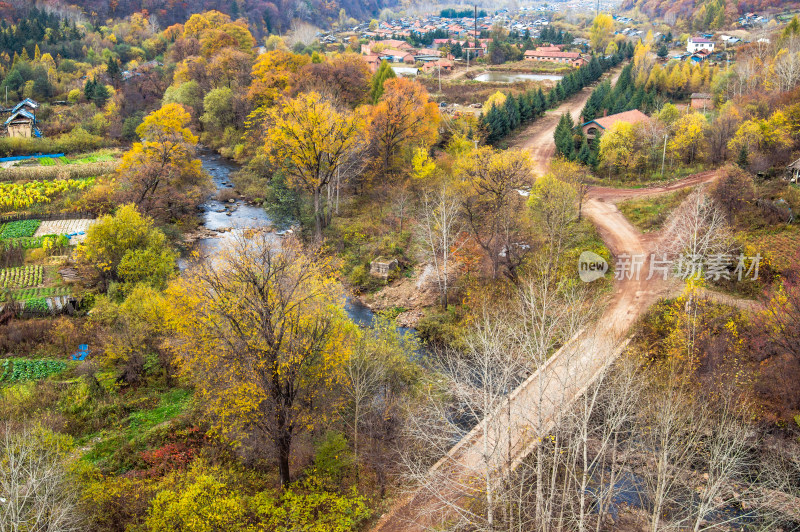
[687,37,715,53]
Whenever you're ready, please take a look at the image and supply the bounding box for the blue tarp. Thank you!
[0,153,64,163]
[72,344,89,361]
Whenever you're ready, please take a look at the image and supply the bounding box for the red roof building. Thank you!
[581,109,651,139]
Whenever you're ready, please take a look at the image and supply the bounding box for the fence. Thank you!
[0,211,97,225]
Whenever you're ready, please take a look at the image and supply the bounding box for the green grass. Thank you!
[617,188,693,232]
[38,157,57,166]
[82,388,193,471]
[126,388,192,433]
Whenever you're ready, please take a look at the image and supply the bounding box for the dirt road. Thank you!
[372,67,717,532]
[509,68,622,175]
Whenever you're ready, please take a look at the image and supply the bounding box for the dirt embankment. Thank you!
[357,264,441,327]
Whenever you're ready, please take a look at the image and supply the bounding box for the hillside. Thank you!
[620,0,800,24]
[45,0,397,34]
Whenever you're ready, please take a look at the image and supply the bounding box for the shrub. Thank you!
[0,128,109,157]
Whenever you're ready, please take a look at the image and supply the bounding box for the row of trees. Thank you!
[482,45,635,143]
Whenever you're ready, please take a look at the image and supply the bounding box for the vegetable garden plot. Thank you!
[10,287,70,300]
[0,358,67,383]
[34,218,96,241]
[0,265,43,288]
[0,219,41,238]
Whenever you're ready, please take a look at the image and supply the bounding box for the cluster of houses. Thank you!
[2,98,40,138]
[362,12,547,42]
[360,39,455,73]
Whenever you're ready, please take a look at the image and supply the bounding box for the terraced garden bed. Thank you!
[35,219,96,241]
[0,265,44,288]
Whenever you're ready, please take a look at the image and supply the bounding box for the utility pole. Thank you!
[661,133,668,176]
[474,4,478,59]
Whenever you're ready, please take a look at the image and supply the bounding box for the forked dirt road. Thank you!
[372,68,719,532]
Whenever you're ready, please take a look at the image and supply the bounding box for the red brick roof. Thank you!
[587,109,651,130]
[524,50,580,59]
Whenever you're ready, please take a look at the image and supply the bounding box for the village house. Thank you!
[378,49,416,64]
[787,157,800,183]
[361,39,413,56]
[690,93,713,110]
[524,49,584,66]
[687,37,715,53]
[422,59,453,74]
[363,54,381,73]
[3,98,40,138]
[581,109,651,141]
[370,257,398,278]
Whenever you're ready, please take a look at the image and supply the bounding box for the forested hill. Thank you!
[26,0,396,34]
[620,0,800,25]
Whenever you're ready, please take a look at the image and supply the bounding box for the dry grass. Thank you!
[0,161,117,182]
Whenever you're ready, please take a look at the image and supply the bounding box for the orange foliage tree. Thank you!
[367,78,440,178]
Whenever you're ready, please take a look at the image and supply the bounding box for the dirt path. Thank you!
[509,67,622,175]
[372,71,722,531]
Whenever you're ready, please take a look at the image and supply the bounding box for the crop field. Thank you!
[0,219,41,239]
[62,154,115,164]
[35,219,97,241]
[0,358,67,383]
[0,178,95,212]
[8,287,71,301]
[0,265,44,289]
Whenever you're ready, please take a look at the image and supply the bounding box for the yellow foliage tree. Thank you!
[166,235,353,487]
[599,121,636,176]
[116,103,209,222]
[484,90,507,111]
[669,111,708,164]
[266,92,364,241]
[589,13,614,52]
[249,50,311,107]
[455,147,534,278]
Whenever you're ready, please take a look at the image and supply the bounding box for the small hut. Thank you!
[787,157,800,183]
[4,98,40,138]
[370,257,399,278]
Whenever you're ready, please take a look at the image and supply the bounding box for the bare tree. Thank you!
[344,340,386,469]
[0,424,84,532]
[401,309,527,531]
[661,188,734,277]
[688,393,757,532]
[418,183,464,309]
